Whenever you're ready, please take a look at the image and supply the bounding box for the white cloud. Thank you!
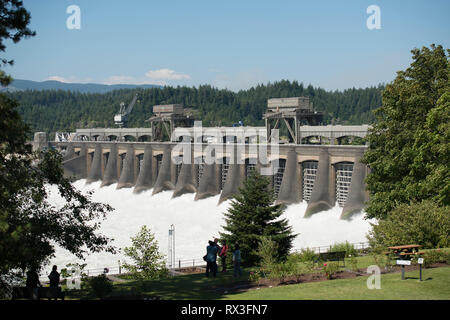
[44,76,93,83]
[145,68,190,80]
[45,76,72,83]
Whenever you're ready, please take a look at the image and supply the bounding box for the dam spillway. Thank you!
[33,97,371,220]
[48,140,369,220]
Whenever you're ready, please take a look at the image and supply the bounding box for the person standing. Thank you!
[219,240,229,272]
[48,265,60,288]
[26,267,41,300]
[205,240,219,278]
[233,244,242,278]
[47,265,61,300]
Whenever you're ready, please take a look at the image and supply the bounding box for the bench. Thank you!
[315,251,346,267]
[11,287,65,300]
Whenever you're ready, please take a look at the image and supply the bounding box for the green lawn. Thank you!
[66,269,253,300]
[222,266,450,300]
[64,248,450,300]
[65,265,450,300]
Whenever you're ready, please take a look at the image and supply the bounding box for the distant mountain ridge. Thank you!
[2,79,161,93]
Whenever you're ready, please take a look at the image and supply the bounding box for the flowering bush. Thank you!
[249,270,262,284]
[322,262,339,280]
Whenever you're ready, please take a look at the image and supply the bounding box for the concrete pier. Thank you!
[276,149,301,205]
[304,150,334,217]
[62,144,87,180]
[173,150,197,198]
[133,145,154,193]
[195,158,221,201]
[117,145,135,189]
[86,144,103,184]
[341,153,368,220]
[101,144,118,187]
[218,145,244,204]
[152,147,175,195]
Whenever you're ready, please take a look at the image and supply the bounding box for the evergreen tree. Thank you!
[219,170,296,267]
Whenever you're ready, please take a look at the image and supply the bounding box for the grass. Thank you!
[65,266,450,300]
[64,250,450,300]
[66,269,253,300]
[223,267,450,300]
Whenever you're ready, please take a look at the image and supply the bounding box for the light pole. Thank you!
[168,224,175,268]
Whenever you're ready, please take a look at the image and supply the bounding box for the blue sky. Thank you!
[4,0,449,91]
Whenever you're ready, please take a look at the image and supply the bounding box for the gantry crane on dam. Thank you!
[114,93,139,128]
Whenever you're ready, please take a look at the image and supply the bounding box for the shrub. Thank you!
[368,201,450,249]
[422,249,450,268]
[89,274,113,299]
[123,226,168,280]
[330,241,358,258]
[296,248,318,262]
[348,254,358,271]
[322,262,340,280]
[268,262,292,284]
[249,270,262,284]
[256,236,278,276]
[291,262,309,283]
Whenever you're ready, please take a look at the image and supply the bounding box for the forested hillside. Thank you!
[9,80,383,137]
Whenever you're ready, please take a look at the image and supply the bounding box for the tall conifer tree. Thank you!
[219,170,296,267]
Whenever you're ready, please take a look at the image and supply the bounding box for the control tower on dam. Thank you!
[35,97,371,220]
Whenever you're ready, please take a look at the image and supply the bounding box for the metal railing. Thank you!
[292,241,370,254]
[41,241,371,280]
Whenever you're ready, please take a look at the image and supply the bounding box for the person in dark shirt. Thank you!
[26,267,41,300]
[205,241,219,277]
[48,265,60,288]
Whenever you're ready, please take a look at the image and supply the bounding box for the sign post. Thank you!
[396,260,411,280]
[418,258,424,281]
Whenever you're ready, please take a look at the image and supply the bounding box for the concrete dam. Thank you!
[34,97,370,220]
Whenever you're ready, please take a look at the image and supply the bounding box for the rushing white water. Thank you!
[44,179,373,275]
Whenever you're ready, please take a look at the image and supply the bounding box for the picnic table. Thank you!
[386,244,426,280]
[387,244,423,259]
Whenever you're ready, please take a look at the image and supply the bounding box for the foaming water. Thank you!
[45,179,373,273]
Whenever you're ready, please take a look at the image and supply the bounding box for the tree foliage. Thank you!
[7,81,383,139]
[219,171,296,267]
[0,93,116,275]
[0,0,115,292]
[0,0,36,85]
[362,44,450,219]
[122,226,168,280]
[368,200,450,249]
